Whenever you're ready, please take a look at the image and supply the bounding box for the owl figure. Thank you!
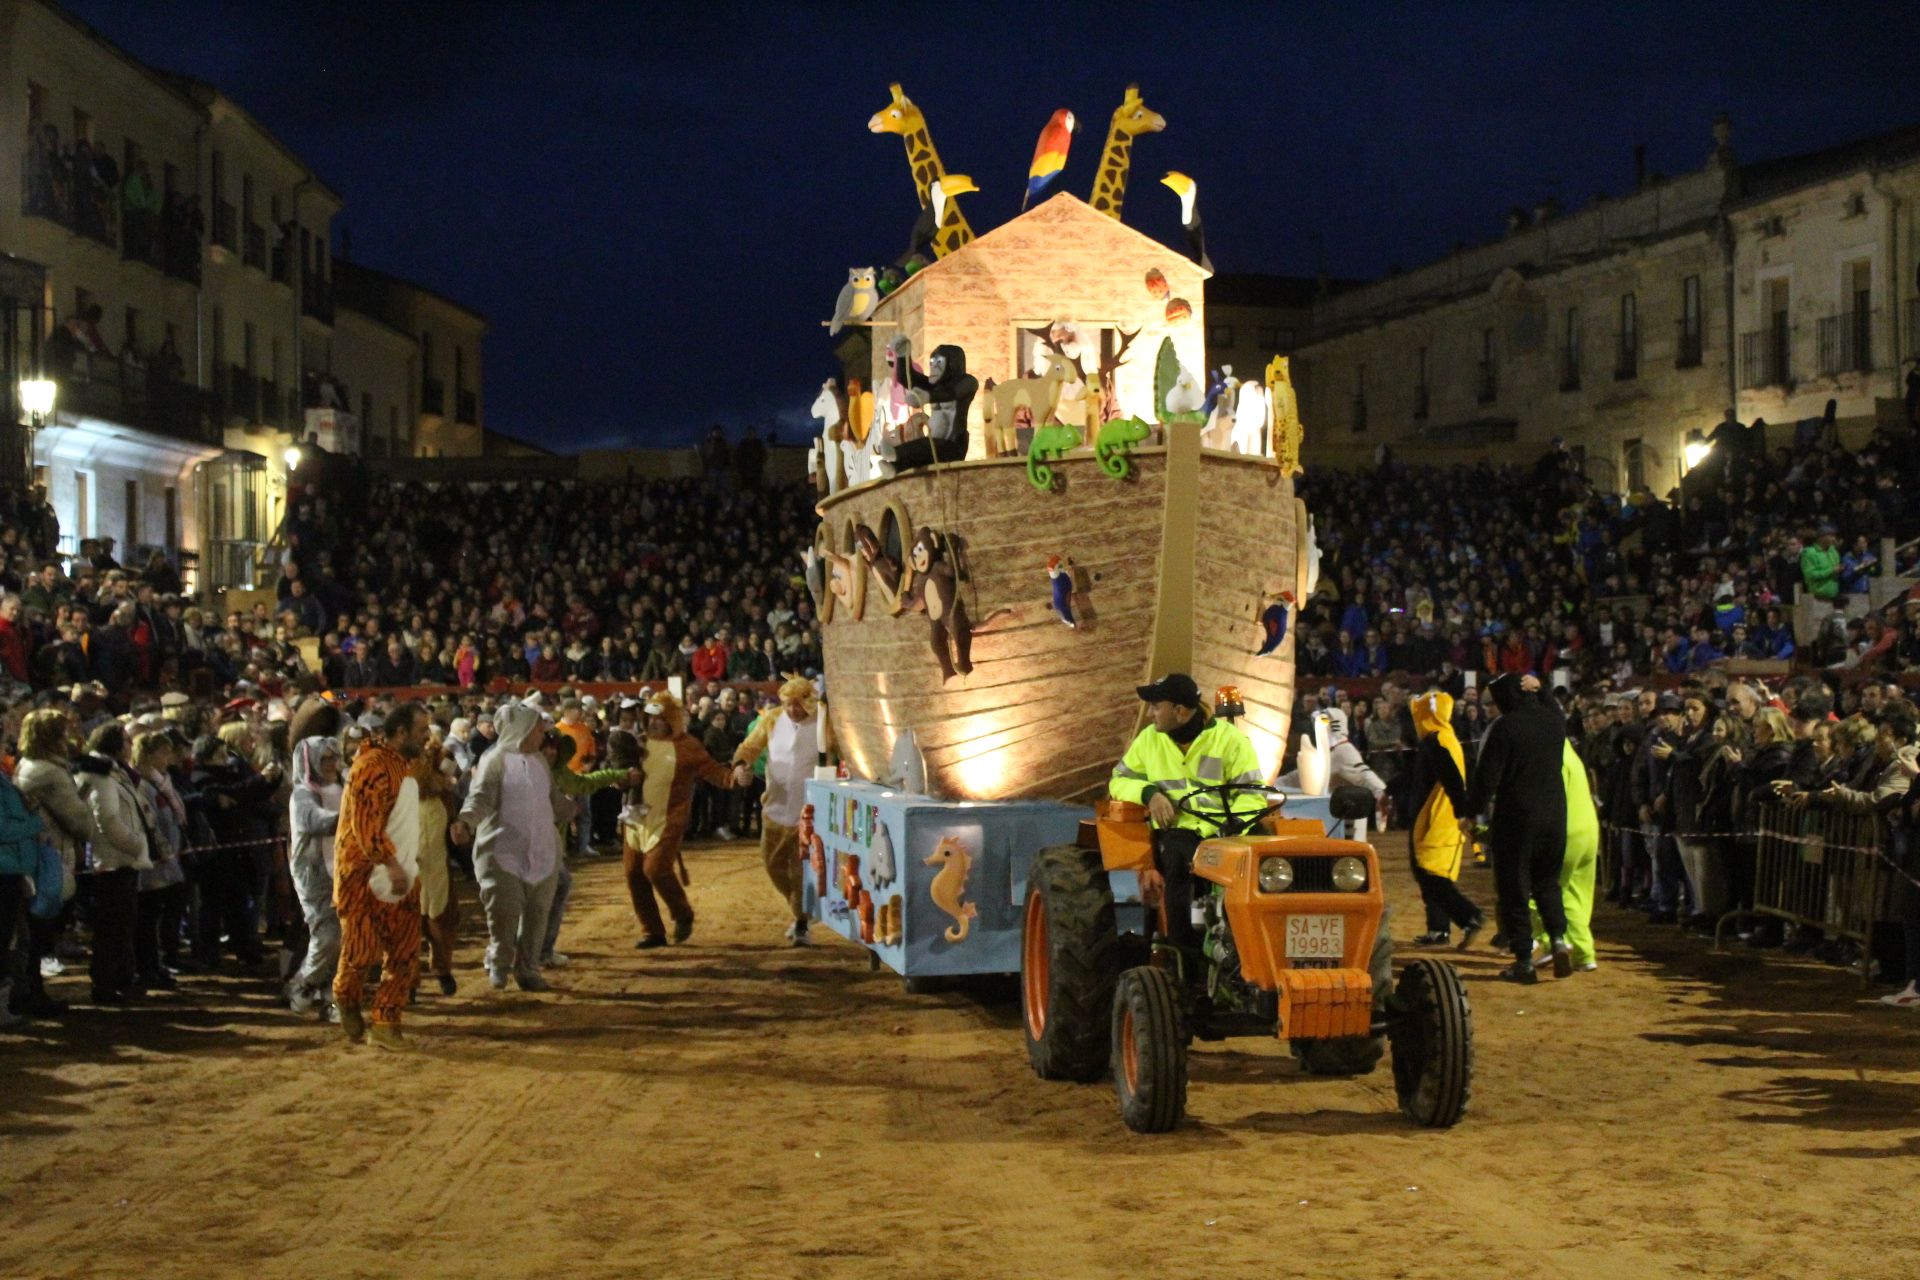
[830,267,879,336]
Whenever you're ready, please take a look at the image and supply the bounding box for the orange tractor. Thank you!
[1020,783,1473,1132]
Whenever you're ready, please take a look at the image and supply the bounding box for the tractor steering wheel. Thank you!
[1171,782,1289,838]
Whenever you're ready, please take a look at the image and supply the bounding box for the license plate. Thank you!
[1285,915,1345,960]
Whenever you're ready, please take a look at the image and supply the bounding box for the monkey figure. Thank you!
[852,523,903,613]
[900,527,973,682]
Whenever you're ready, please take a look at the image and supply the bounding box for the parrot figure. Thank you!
[1047,555,1077,628]
[1256,590,1296,657]
[1024,108,1077,209]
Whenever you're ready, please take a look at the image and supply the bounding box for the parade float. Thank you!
[801,81,1324,981]
[798,83,1472,1132]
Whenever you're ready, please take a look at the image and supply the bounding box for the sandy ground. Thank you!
[3,834,1919,1280]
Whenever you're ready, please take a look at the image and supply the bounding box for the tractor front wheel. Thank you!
[1022,845,1120,1082]
[1112,966,1187,1133]
[1389,957,1474,1128]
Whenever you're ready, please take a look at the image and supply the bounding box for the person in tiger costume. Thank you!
[331,702,431,1050]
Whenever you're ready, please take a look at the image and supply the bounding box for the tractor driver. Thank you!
[1109,673,1265,946]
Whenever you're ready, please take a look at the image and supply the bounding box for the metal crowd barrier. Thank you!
[1597,804,1897,988]
[1749,800,1889,979]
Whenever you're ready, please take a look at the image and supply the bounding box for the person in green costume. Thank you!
[1534,738,1599,970]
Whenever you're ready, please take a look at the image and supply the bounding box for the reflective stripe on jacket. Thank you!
[1109,715,1263,832]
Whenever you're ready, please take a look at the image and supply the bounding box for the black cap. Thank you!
[1655,692,1686,713]
[1136,673,1201,708]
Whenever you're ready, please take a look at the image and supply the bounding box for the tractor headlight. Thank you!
[1257,857,1294,893]
[1332,856,1369,892]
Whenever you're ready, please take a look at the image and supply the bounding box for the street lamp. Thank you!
[1682,429,1711,473]
[283,444,303,471]
[17,376,55,423]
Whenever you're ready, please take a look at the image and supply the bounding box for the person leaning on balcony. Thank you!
[1108,672,1264,949]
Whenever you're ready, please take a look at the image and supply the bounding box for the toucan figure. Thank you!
[909,173,978,261]
[1160,170,1213,274]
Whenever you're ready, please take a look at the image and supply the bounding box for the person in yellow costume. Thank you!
[1534,739,1600,971]
[1406,690,1485,947]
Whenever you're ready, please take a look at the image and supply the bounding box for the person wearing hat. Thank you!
[330,702,432,1048]
[1461,673,1572,982]
[730,676,829,946]
[1108,673,1264,948]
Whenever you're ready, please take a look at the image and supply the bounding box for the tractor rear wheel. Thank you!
[1389,957,1474,1128]
[1292,902,1394,1076]
[1022,845,1120,1082]
[1112,965,1187,1133]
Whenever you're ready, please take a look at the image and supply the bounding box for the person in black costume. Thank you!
[1463,673,1570,982]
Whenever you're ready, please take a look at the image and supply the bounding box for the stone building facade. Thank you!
[1289,118,1920,495]
[0,0,486,591]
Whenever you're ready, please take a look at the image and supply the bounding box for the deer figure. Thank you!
[982,348,1076,458]
[869,84,975,258]
[1089,85,1166,221]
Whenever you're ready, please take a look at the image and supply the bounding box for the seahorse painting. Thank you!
[924,835,978,943]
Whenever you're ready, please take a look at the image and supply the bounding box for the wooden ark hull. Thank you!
[816,428,1306,803]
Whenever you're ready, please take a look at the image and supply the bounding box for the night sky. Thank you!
[59,0,1916,451]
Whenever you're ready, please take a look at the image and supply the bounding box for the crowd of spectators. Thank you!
[1294,414,1920,687]
[0,461,826,711]
[0,677,786,1026]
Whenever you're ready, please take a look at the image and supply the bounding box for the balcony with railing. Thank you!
[1816,310,1873,377]
[243,222,267,271]
[1676,321,1704,369]
[1558,347,1581,392]
[1738,325,1792,390]
[20,133,118,247]
[421,375,445,417]
[1614,332,1638,380]
[211,199,237,252]
[301,274,333,324]
[456,388,478,425]
[47,348,219,447]
[1476,360,1497,404]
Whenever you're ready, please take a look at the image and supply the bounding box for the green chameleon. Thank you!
[1094,416,1152,479]
[1026,423,1082,492]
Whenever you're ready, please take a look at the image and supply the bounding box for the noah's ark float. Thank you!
[799,83,1331,985]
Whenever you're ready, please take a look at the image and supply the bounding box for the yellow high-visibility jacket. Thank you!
[1109,714,1264,832]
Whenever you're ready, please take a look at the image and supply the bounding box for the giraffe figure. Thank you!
[868,83,974,258]
[1088,84,1166,221]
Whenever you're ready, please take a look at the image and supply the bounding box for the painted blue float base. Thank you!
[803,779,1346,980]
